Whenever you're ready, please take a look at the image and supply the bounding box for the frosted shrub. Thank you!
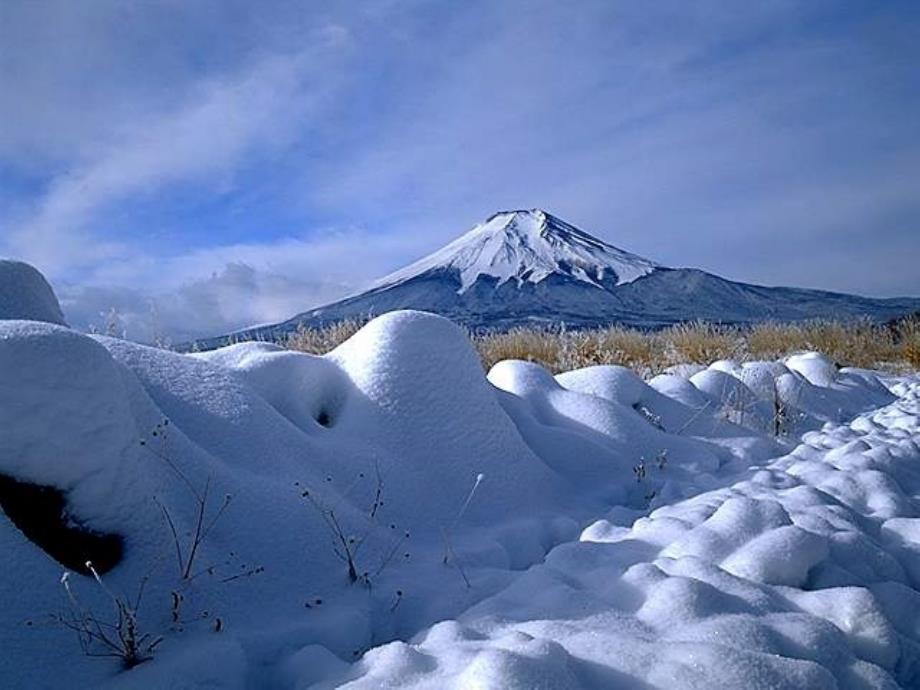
[54,564,161,669]
[298,468,410,586]
[441,473,485,588]
[141,420,234,582]
[633,451,667,506]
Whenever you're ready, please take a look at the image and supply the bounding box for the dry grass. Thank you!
[797,321,883,368]
[279,316,920,374]
[475,326,666,375]
[745,322,806,361]
[281,319,368,354]
[474,327,566,372]
[746,320,901,368]
[666,321,740,365]
[568,327,661,372]
[897,316,920,368]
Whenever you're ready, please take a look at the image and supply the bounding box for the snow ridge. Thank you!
[375,209,660,293]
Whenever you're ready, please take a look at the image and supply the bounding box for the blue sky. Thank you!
[1,0,918,341]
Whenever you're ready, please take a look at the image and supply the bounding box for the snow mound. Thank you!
[329,310,489,420]
[326,310,565,526]
[0,259,66,325]
[786,351,838,387]
[0,308,917,689]
[0,321,142,525]
[334,374,920,688]
[193,341,352,434]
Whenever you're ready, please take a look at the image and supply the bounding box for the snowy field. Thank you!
[2,261,920,688]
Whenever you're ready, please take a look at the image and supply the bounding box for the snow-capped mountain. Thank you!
[375,209,659,293]
[201,209,920,346]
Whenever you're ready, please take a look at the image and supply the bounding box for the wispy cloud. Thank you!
[58,227,423,342]
[1,1,918,342]
[59,262,334,344]
[6,38,349,275]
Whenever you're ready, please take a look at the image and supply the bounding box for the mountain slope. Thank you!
[200,209,920,346]
[375,209,658,293]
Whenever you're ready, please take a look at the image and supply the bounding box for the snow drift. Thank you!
[0,259,67,325]
[1,262,920,689]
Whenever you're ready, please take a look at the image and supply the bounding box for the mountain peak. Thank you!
[376,209,660,293]
[485,207,549,222]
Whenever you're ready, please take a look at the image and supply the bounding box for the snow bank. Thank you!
[325,311,565,526]
[193,341,351,435]
[0,284,917,689]
[0,321,144,525]
[332,376,920,688]
[0,259,66,325]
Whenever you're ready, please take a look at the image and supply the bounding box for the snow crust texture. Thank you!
[330,371,920,690]
[1,291,920,688]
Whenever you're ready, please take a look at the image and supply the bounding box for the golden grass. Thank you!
[474,327,566,372]
[745,320,901,369]
[568,327,661,372]
[280,316,920,374]
[897,316,920,368]
[280,319,367,354]
[746,322,807,361]
[666,321,740,365]
[801,320,899,369]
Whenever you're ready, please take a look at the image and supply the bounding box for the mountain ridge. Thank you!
[194,209,920,348]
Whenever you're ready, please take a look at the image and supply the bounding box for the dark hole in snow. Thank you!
[0,473,123,575]
[315,410,332,428]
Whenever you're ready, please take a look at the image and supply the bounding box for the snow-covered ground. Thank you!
[2,264,920,688]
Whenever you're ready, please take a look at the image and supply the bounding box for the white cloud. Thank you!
[56,228,425,343]
[59,263,330,344]
[5,32,350,277]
